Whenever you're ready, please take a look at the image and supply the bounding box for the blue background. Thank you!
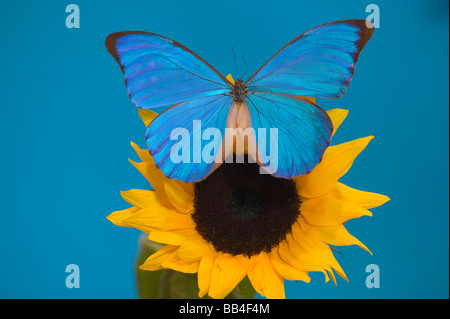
[0,0,448,298]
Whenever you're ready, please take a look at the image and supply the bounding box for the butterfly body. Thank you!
[230,78,248,103]
[106,20,374,182]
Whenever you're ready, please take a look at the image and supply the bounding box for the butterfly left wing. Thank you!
[245,20,374,99]
[146,94,233,183]
[106,32,236,182]
[244,92,333,178]
[106,31,231,110]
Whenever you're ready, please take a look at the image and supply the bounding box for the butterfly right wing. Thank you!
[245,20,374,99]
[240,20,372,178]
[244,92,333,178]
[106,31,231,109]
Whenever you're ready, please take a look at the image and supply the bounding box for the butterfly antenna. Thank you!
[241,53,248,79]
[232,46,238,79]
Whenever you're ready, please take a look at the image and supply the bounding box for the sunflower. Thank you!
[107,106,389,299]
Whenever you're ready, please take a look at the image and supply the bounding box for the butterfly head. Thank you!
[231,78,248,103]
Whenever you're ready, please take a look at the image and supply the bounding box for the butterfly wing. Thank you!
[106,31,231,109]
[146,94,233,182]
[106,32,235,182]
[245,92,333,178]
[245,20,374,98]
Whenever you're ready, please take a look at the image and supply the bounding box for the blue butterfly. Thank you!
[106,20,374,182]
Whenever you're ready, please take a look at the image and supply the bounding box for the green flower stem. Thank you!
[135,234,256,299]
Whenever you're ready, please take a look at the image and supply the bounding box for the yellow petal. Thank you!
[176,234,211,262]
[248,252,285,299]
[303,96,316,104]
[120,189,163,209]
[296,136,374,198]
[208,253,248,299]
[247,256,263,295]
[128,160,166,197]
[123,208,169,233]
[327,108,349,137]
[291,222,347,283]
[301,196,372,226]
[107,206,139,227]
[163,179,194,213]
[329,182,390,209]
[164,212,196,232]
[162,249,199,273]
[129,142,196,212]
[130,141,153,163]
[279,235,331,282]
[139,245,178,271]
[138,108,158,127]
[129,143,167,194]
[269,248,311,283]
[299,218,371,254]
[198,251,217,298]
[148,231,186,245]
[226,74,235,85]
[126,207,194,234]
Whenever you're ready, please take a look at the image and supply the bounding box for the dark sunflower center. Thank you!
[192,154,301,257]
[227,186,264,221]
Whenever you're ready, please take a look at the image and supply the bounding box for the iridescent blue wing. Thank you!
[146,94,233,182]
[246,92,333,178]
[106,31,231,109]
[245,20,374,98]
[106,32,234,182]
